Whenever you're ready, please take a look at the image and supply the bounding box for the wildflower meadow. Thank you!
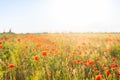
[0,33,120,80]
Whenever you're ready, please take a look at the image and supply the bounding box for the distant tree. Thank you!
[8,28,12,34]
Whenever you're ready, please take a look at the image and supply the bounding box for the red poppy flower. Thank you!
[93,67,98,72]
[96,58,100,61]
[0,45,2,49]
[88,60,94,66]
[110,64,118,70]
[17,38,21,42]
[34,55,39,61]
[72,59,81,64]
[106,70,110,76]
[117,71,120,76]
[42,51,47,56]
[95,74,102,80]
[112,57,116,62]
[9,64,15,69]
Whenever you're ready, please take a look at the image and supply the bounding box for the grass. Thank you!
[0,33,120,80]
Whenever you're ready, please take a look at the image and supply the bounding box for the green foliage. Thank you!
[110,43,120,59]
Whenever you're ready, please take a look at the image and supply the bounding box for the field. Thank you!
[0,33,120,80]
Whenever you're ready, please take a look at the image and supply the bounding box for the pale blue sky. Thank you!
[0,0,120,33]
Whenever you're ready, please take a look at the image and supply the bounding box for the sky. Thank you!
[0,0,120,33]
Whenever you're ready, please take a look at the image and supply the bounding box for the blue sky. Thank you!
[0,0,120,33]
